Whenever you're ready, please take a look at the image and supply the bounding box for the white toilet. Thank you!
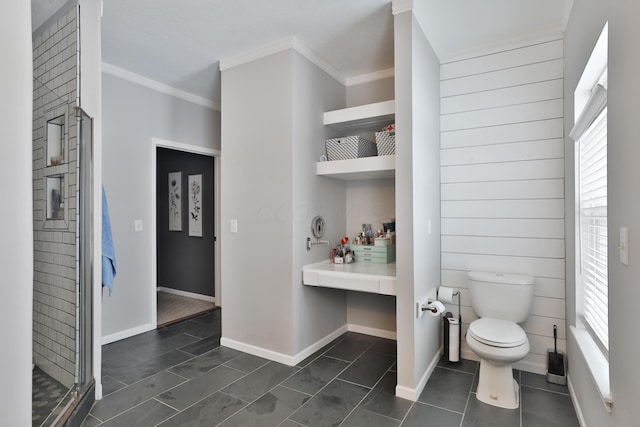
[465,271,534,409]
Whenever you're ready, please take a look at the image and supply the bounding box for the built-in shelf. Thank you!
[316,155,395,180]
[323,100,395,134]
[303,260,397,296]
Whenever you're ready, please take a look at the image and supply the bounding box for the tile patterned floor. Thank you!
[82,310,579,426]
[32,366,71,426]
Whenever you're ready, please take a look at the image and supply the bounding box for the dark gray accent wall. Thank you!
[157,148,215,296]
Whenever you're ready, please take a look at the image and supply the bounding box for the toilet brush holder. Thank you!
[443,313,462,364]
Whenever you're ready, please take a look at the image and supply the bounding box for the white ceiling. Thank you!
[32,0,573,105]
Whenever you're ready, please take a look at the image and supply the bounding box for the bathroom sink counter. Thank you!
[302,260,397,296]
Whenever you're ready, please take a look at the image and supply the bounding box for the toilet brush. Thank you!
[546,324,567,385]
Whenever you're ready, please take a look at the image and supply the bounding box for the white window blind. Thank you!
[579,106,608,351]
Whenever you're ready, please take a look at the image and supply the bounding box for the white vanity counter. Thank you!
[302,260,397,296]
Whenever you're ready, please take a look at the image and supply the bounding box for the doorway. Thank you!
[153,141,220,326]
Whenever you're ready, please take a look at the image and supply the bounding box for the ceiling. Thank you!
[32,0,573,106]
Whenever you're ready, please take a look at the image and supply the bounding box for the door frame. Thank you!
[150,137,221,327]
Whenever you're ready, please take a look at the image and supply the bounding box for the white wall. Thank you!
[291,50,352,354]
[394,10,441,399]
[101,73,220,339]
[440,38,566,374]
[347,77,394,107]
[221,47,349,362]
[0,1,33,423]
[564,0,640,425]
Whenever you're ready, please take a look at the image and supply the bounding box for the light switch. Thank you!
[620,227,629,265]
[134,219,143,232]
[230,219,238,233]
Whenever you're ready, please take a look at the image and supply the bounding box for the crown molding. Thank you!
[219,37,346,85]
[392,0,413,15]
[102,62,220,111]
[346,68,395,86]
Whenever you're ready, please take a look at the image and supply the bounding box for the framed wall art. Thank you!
[168,171,182,231]
[188,174,203,237]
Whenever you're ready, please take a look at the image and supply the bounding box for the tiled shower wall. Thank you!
[32,5,79,388]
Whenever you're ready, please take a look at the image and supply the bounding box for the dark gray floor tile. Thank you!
[522,386,579,427]
[438,357,479,375]
[402,402,462,427]
[129,333,200,361]
[283,356,349,395]
[90,370,185,421]
[178,334,221,356]
[289,379,369,427]
[222,362,300,402]
[182,320,219,339]
[521,371,569,395]
[218,386,310,426]
[341,408,400,427]
[157,365,244,411]
[101,350,144,376]
[370,338,397,356]
[359,371,412,421]
[101,376,127,396]
[156,391,246,427]
[191,309,221,326]
[157,320,202,338]
[280,420,305,427]
[338,350,396,388]
[461,393,519,427]
[169,346,241,379]
[97,398,176,427]
[323,333,377,362]
[296,336,345,368]
[111,349,193,384]
[224,353,270,373]
[79,414,101,427]
[417,367,474,412]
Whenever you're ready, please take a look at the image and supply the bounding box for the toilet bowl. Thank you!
[465,272,534,409]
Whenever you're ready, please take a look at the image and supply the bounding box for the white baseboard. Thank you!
[568,375,588,427]
[158,286,216,303]
[396,347,442,401]
[347,324,396,340]
[102,323,155,345]
[221,325,349,367]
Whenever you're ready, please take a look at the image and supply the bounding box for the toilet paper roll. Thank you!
[426,301,446,316]
[448,318,460,362]
[438,286,457,304]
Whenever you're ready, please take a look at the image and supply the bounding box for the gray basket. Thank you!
[325,135,377,161]
[375,131,396,156]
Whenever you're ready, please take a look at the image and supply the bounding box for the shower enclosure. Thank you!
[32,3,95,425]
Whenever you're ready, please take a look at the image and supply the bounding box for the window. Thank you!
[577,105,608,352]
[571,22,609,356]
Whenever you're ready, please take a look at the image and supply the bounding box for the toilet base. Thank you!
[476,360,519,409]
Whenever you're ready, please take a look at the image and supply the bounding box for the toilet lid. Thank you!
[468,318,527,348]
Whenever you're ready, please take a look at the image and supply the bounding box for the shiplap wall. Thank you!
[439,38,565,373]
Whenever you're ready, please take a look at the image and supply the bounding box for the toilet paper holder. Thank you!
[421,288,461,317]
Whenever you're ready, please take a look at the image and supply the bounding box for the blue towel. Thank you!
[102,186,117,294]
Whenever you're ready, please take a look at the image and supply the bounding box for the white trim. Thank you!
[221,325,349,366]
[395,347,442,401]
[157,286,216,303]
[570,326,612,410]
[102,323,155,345]
[568,375,588,427]
[347,324,396,340]
[219,37,346,85]
[151,137,222,329]
[392,0,414,15]
[440,32,565,65]
[345,68,395,87]
[102,62,220,111]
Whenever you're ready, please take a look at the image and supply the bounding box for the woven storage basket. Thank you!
[375,131,396,156]
[325,135,377,161]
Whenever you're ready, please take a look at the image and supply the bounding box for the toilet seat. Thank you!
[468,318,527,348]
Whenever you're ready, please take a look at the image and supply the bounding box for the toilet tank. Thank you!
[467,271,534,323]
